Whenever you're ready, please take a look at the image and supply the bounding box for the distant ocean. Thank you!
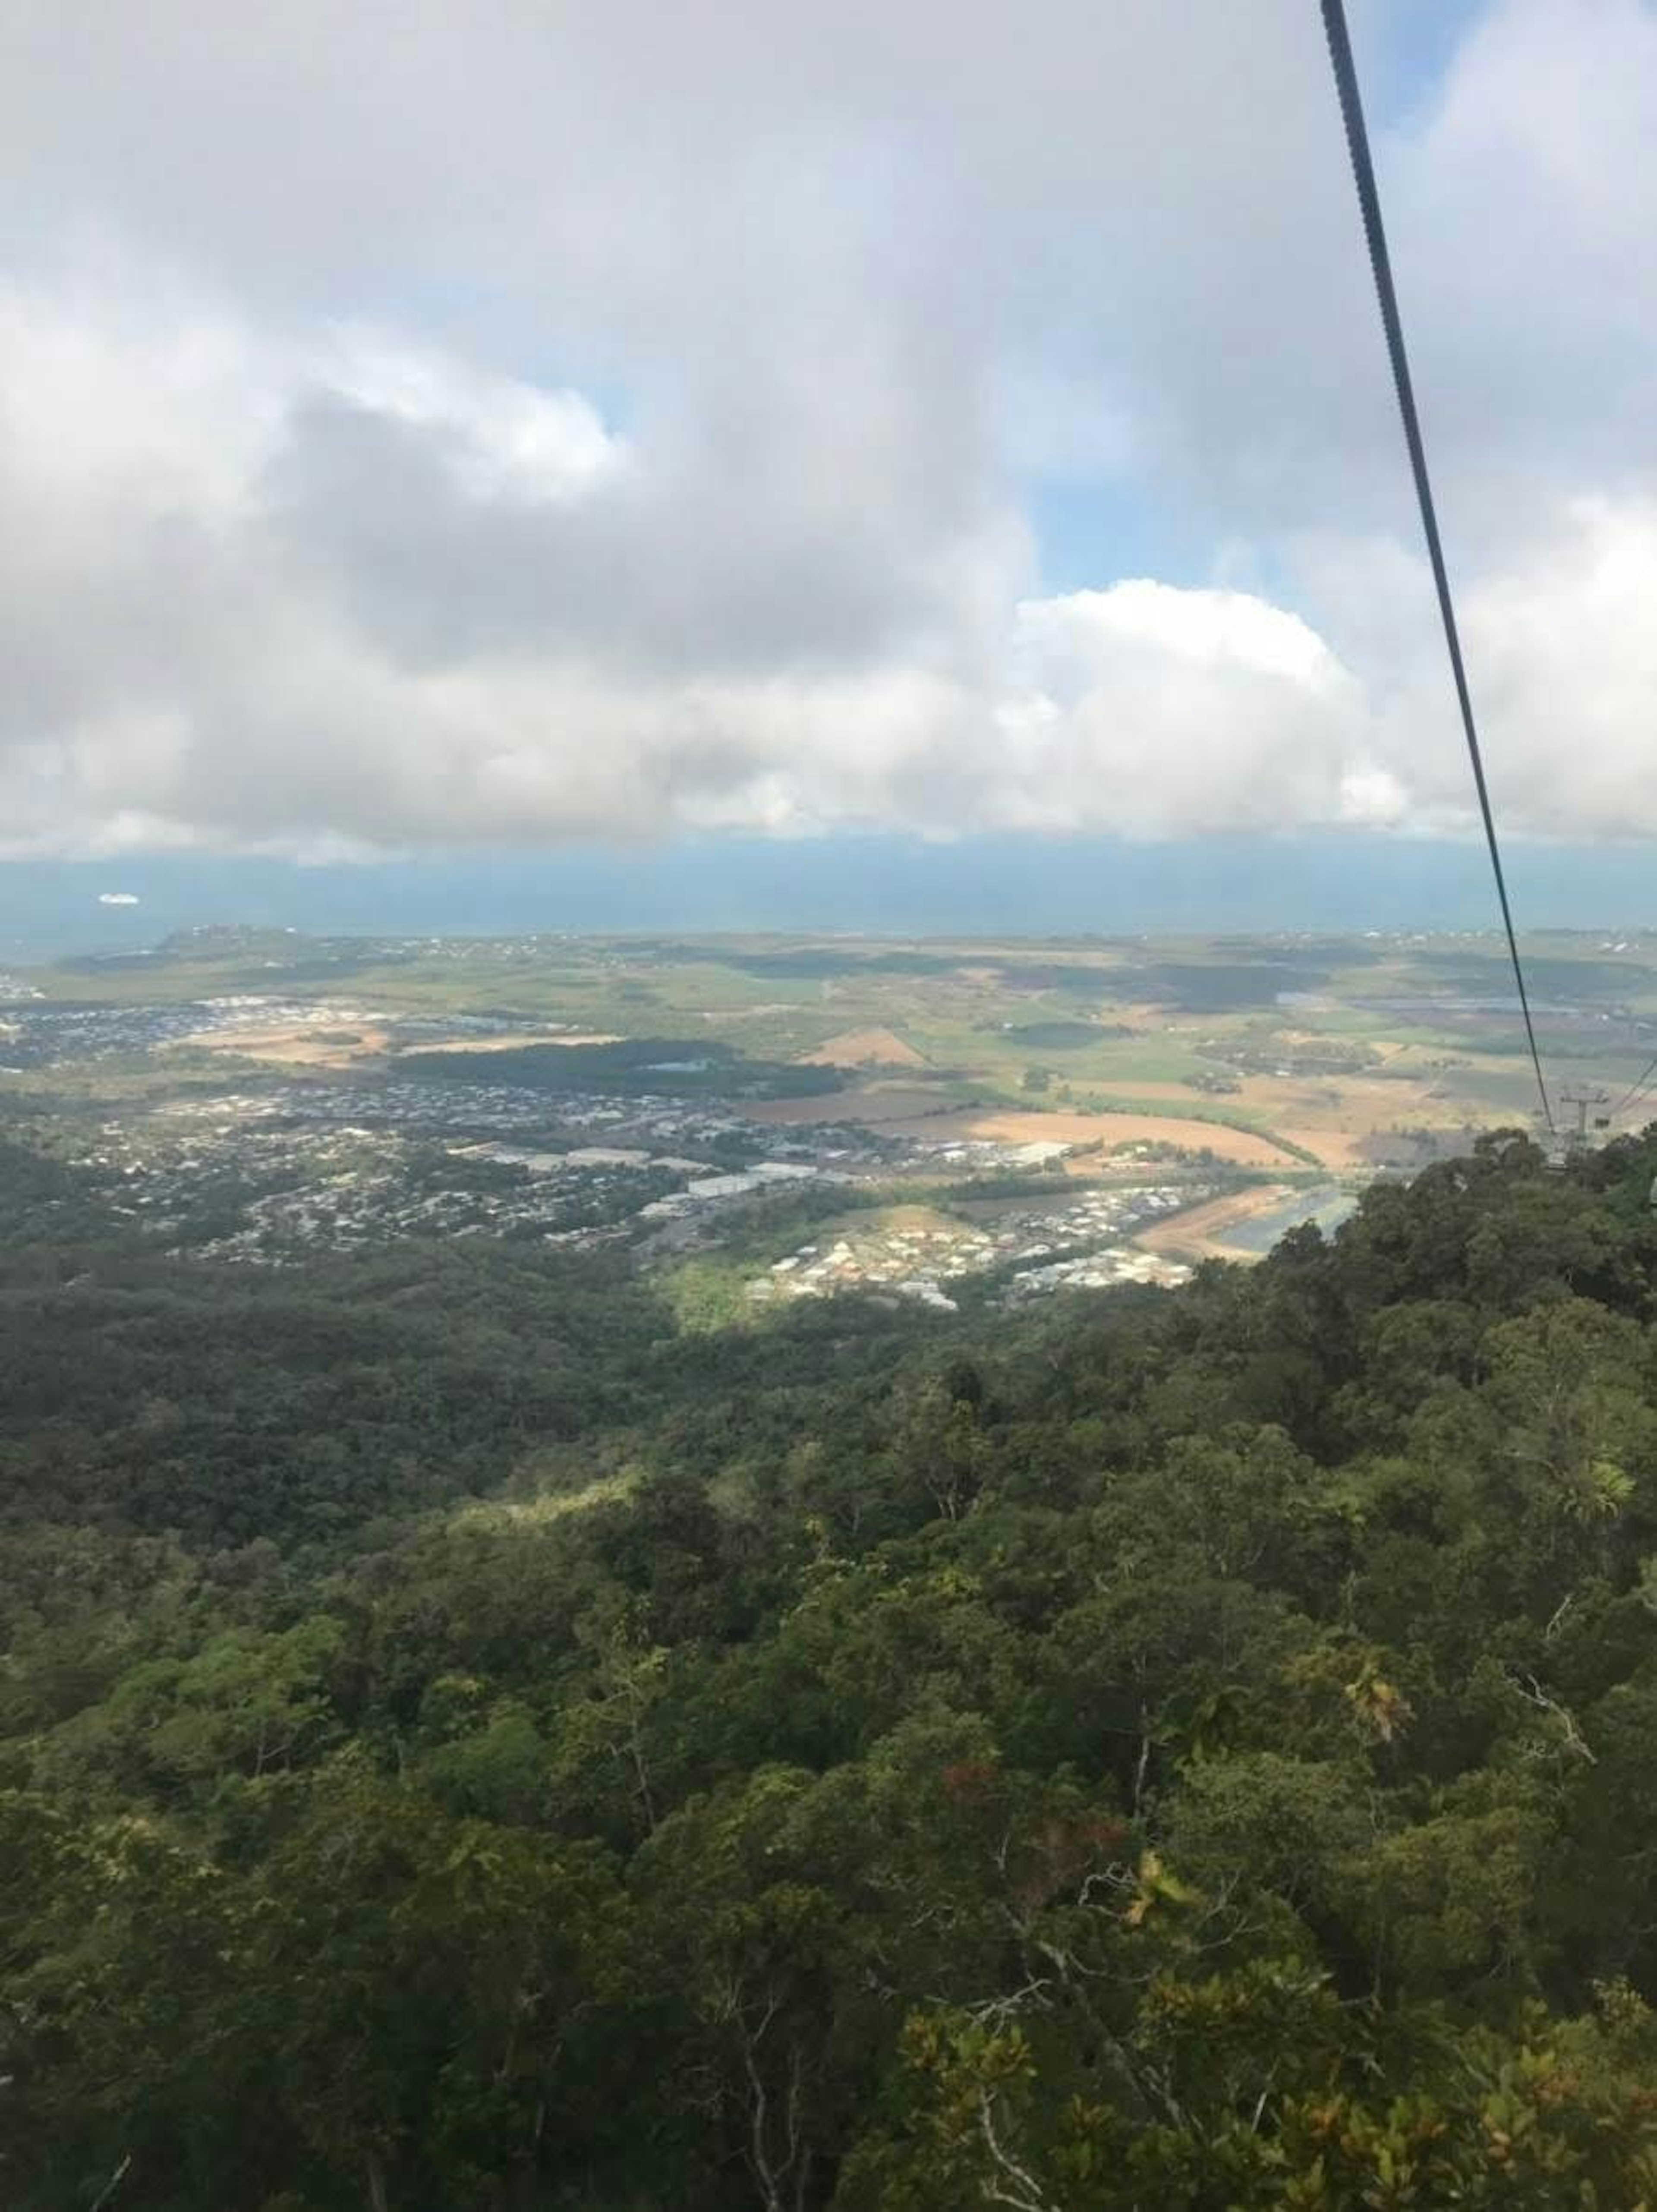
[3,833,1655,962]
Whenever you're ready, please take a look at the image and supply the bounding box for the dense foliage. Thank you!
[7,1131,1657,2208]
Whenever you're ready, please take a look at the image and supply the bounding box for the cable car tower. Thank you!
[1556,1085,1611,1159]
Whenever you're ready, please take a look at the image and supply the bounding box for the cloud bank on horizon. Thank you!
[3,0,1654,859]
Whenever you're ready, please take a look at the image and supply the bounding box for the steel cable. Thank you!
[1321,0,1555,1133]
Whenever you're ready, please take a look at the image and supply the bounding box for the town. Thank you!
[32,918,1606,1305]
[42,1062,1206,1305]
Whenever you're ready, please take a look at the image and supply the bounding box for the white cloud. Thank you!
[989,585,1376,837]
[97,891,140,906]
[1363,496,1657,836]
[317,331,623,505]
[1,2,1655,856]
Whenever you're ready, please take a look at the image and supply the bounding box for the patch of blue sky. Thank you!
[1351,0,1489,128]
[1028,475,1210,600]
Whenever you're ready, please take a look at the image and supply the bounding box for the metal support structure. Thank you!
[1558,1086,1611,1155]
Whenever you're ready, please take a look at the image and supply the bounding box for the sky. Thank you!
[3,0,1657,937]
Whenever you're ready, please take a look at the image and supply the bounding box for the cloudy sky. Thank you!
[3,0,1655,885]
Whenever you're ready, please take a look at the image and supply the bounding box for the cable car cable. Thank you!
[1609,1045,1657,1124]
[1320,0,1556,1134]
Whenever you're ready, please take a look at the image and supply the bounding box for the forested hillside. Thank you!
[8,1132,1657,2208]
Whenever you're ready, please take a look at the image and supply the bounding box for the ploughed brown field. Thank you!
[795,1026,929,1069]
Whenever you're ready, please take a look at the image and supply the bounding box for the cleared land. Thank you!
[182,1021,626,1068]
[1278,1127,1373,1169]
[898,1107,1302,1167]
[180,1021,392,1068]
[403,1030,622,1054]
[796,1026,929,1069]
[1135,1185,1298,1261]
[750,1088,1309,1166]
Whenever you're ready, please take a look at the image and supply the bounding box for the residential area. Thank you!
[25,1042,1225,1300]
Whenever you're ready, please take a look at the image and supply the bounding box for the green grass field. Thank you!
[13,925,1657,1167]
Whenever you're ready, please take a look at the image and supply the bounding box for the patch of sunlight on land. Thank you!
[450,1471,637,1528]
[904,1106,1303,1166]
[796,1025,930,1069]
[813,1201,964,1240]
[179,1021,394,1067]
[402,1030,625,1055]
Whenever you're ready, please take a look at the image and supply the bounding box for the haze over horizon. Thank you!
[14,835,1657,967]
[5,0,1656,920]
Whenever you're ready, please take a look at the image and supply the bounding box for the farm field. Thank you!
[9,922,1657,1265]
[870,1106,1299,1169]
